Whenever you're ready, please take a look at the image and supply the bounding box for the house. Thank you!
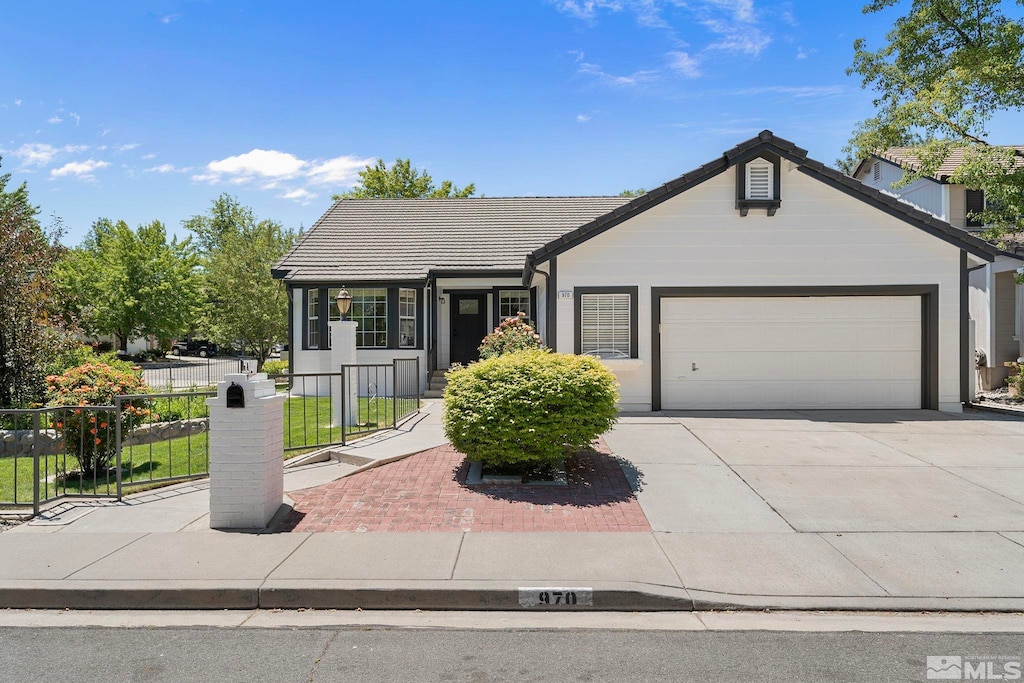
[854,148,1024,390]
[273,131,1001,412]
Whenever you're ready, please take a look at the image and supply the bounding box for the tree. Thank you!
[332,158,476,200]
[840,0,1024,234]
[618,188,647,197]
[0,159,76,407]
[59,219,201,354]
[185,194,298,369]
[203,219,295,369]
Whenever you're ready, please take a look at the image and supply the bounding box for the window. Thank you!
[306,289,320,348]
[351,288,388,348]
[498,289,531,319]
[399,288,417,348]
[745,158,773,200]
[580,292,632,358]
[966,189,985,228]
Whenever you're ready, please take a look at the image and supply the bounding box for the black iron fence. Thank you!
[139,357,257,391]
[0,391,213,514]
[273,357,421,452]
[1,359,421,516]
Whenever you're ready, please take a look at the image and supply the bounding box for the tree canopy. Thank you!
[0,160,76,407]
[618,188,647,197]
[185,194,298,368]
[58,219,202,354]
[332,158,476,200]
[840,0,1024,234]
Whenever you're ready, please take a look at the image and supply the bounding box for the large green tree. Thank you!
[0,160,75,407]
[59,219,201,354]
[840,0,1024,234]
[332,158,476,200]
[185,194,297,369]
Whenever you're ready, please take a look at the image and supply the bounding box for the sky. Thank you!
[3,0,1023,247]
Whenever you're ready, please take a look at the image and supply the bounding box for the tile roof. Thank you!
[876,146,1024,181]
[272,196,630,282]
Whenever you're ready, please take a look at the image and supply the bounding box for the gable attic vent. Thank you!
[873,161,881,182]
[745,159,773,200]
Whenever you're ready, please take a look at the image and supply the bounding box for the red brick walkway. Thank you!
[281,440,650,533]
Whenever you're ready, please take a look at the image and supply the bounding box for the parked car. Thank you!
[171,339,219,358]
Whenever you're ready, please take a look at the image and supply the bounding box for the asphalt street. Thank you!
[1,625,1021,682]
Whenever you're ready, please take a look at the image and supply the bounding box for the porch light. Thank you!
[335,287,353,320]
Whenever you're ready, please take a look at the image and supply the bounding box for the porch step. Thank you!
[423,389,445,399]
[428,370,449,392]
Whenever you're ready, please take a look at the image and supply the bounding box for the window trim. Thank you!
[398,287,418,348]
[491,287,537,328]
[300,284,424,351]
[573,286,639,359]
[304,288,321,349]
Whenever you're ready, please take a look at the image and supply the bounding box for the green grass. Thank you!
[0,395,420,505]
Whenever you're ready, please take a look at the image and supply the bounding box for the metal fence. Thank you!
[274,357,421,452]
[139,356,257,391]
[0,391,213,514]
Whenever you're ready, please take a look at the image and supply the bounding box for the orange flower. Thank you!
[99,422,108,428]
[94,438,101,445]
[90,428,97,435]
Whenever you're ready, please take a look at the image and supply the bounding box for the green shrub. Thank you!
[262,359,288,375]
[442,350,619,467]
[46,362,151,476]
[478,315,544,360]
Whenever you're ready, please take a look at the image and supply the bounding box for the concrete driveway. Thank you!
[604,410,1024,600]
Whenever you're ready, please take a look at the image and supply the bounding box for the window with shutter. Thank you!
[580,293,631,358]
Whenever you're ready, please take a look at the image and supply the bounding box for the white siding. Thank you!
[856,159,946,221]
[555,166,965,412]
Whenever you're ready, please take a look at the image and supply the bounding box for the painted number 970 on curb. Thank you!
[518,587,593,607]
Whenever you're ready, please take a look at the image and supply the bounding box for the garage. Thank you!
[656,291,930,410]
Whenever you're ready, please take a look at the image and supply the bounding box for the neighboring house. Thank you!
[273,131,1000,412]
[854,148,1024,390]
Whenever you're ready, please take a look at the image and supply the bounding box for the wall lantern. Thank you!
[335,286,353,320]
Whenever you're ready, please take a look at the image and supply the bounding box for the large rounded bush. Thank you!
[442,350,619,467]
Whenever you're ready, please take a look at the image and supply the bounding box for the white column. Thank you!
[330,320,359,427]
[207,373,285,530]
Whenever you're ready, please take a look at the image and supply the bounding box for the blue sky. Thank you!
[3,0,1022,247]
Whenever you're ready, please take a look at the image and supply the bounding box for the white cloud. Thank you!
[142,153,157,159]
[50,159,110,179]
[735,85,844,98]
[13,99,21,107]
[117,143,140,152]
[160,13,181,24]
[667,51,701,78]
[578,60,657,86]
[12,143,88,166]
[305,155,374,186]
[194,150,373,198]
[47,115,63,124]
[70,112,81,125]
[551,1,623,21]
[576,113,591,123]
[796,46,815,60]
[278,188,318,202]
[144,163,190,173]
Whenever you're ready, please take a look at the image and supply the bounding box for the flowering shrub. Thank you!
[477,315,544,360]
[442,350,619,467]
[46,362,151,477]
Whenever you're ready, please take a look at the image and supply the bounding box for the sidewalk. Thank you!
[1,405,1024,612]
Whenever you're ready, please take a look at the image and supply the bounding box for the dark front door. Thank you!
[450,293,488,364]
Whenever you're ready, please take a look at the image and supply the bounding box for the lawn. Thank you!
[0,395,420,505]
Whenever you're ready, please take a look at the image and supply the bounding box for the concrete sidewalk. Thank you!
[3,406,1024,612]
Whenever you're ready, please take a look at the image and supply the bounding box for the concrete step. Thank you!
[423,389,445,398]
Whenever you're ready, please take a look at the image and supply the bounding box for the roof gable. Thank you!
[523,130,997,283]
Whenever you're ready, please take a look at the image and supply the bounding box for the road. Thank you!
[0,613,1021,682]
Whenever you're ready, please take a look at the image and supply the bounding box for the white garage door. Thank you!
[660,296,921,410]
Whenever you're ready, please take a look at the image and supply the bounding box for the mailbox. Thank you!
[226,382,245,409]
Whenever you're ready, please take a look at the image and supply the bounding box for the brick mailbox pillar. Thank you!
[207,372,285,529]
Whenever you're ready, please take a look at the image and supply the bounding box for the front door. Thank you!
[450,293,488,364]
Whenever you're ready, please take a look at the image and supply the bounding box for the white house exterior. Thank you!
[854,150,1024,389]
[274,131,999,412]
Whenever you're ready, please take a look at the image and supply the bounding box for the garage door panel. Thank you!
[661,296,921,410]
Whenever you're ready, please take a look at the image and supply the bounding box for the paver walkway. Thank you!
[281,440,649,533]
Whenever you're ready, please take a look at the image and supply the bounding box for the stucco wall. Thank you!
[552,163,965,412]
